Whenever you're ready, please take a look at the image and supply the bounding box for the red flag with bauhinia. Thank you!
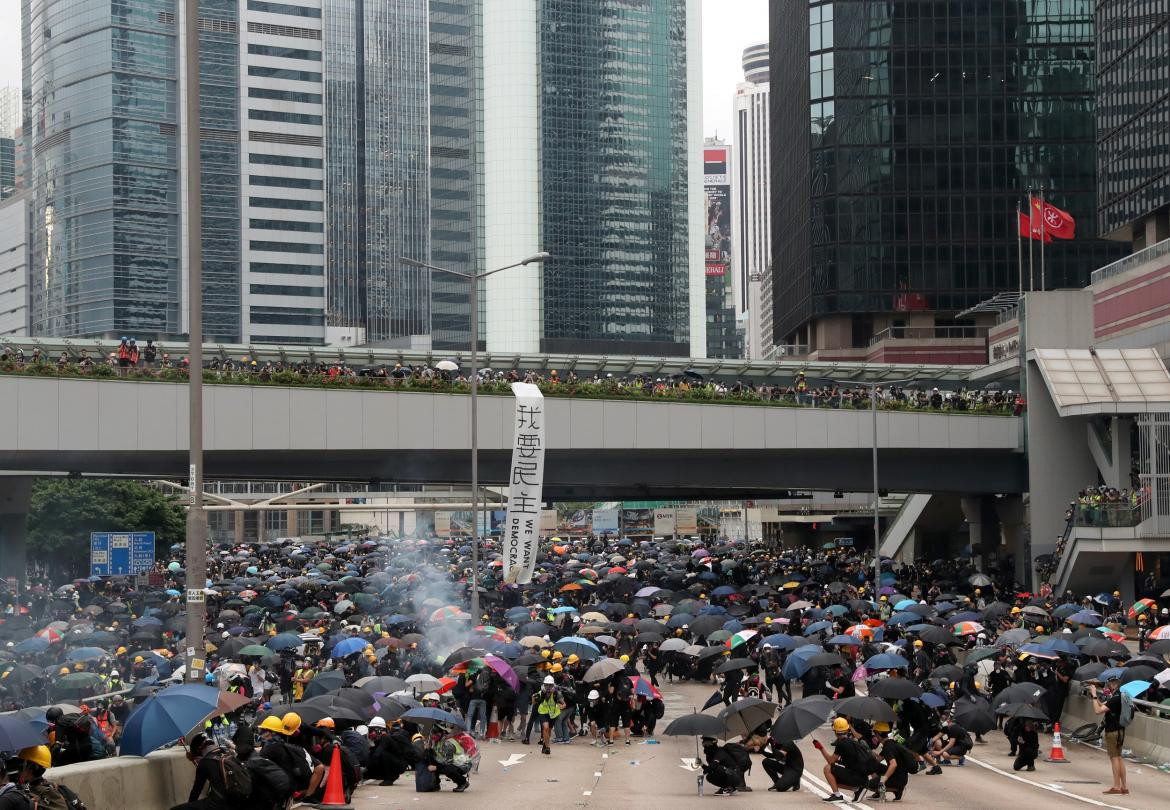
[1018,212,1052,243]
[1030,197,1076,240]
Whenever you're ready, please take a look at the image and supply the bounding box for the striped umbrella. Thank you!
[1148,625,1170,641]
[726,629,758,650]
[1128,598,1157,619]
[952,621,985,636]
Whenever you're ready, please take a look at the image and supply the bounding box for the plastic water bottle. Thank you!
[697,773,705,796]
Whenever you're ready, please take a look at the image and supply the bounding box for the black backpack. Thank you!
[891,741,920,774]
[278,741,313,790]
[247,755,292,802]
[203,748,253,803]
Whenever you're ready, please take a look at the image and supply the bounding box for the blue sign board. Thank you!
[90,532,156,577]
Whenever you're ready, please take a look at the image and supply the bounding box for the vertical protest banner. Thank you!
[503,382,545,584]
[675,507,698,535]
[593,508,620,535]
[435,511,452,538]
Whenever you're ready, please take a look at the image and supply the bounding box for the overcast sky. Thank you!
[701,0,768,143]
[0,0,767,140]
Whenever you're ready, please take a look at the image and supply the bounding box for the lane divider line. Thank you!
[965,754,1131,809]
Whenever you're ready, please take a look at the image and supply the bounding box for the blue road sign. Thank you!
[90,532,156,577]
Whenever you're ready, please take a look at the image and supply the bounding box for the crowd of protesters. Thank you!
[1,343,1021,415]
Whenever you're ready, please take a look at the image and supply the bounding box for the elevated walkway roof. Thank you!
[1031,347,1170,416]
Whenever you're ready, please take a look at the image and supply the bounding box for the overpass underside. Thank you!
[0,447,1026,500]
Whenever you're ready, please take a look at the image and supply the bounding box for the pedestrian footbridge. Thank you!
[0,375,1025,499]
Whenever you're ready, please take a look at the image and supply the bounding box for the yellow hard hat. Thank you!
[1113,591,1120,597]
[858,587,865,594]
[315,717,335,729]
[18,746,51,770]
[832,717,850,733]
[1035,625,1045,633]
[913,640,923,648]
[620,654,630,663]
[1010,607,1021,614]
[541,649,551,659]
[73,662,84,671]
[116,647,127,655]
[627,613,635,619]
[975,681,982,691]
[974,589,981,595]
[58,667,70,676]
[282,712,302,735]
[259,716,285,734]
[552,651,563,660]
[567,654,579,665]
[879,595,888,601]
[764,616,773,624]
[873,721,891,733]
[550,663,563,673]
[134,656,145,664]
[948,681,956,690]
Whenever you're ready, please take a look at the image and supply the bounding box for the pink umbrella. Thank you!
[691,548,710,557]
[482,654,520,691]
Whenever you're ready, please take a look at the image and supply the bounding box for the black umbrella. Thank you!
[930,664,964,682]
[697,646,729,663]
[804,652,846,669]
[834,696,896,722]
[701,690,725,711]
[867,678,922,700]
[1074,662,1107,681]
[1079,637,1130,659]
[714,657,757,674]
[302,669,347,700]
[635,632,665,645]
[663,711,725,737]
[354,675,407,695]
[916,626,955,645]
[953,698,996,734]
[718,698,779,737]
[991,682,1047,709]
[441,647,486,671]
[770,696,835,742]
[995,702,1049,721]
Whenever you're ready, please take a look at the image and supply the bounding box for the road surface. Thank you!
[350,680,1170,809]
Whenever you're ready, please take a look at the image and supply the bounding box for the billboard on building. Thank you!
[676,507,698,535]
[593,508,620,535]
[653,508,676,536]
[705,144,732,276]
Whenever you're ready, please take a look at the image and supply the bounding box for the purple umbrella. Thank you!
[878,586,897,596]
[483,653,520,692]
[691,548,711,557]
[635,586,664,598]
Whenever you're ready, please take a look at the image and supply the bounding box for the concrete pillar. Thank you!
[1111,417,1133,490]
[233,510,245,545]
[286,509,298,537]
[961,495,999,571]
[0,478,32,590]
[322,508,332,533]
[995,495,1026,585]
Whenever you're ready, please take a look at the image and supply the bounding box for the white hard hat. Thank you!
[543,675,555,685]
[369,717,387,729]
[423,692,440,701]
[588,689,600,700]
[355,725,369,736]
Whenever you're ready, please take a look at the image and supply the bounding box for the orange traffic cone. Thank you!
[1045,722,1069,763]
[320,742,353,806]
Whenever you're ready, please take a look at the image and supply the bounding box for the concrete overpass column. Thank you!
[995,495,1026,585]
[286,510,298,538]
[0,478,32,590]
[322,509,332,534]
[961,495,999,571]
[1110,417,1133,490]
[233,511,245,545]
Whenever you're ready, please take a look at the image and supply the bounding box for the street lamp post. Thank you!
[399,253,550,619]
[827,378,912,592]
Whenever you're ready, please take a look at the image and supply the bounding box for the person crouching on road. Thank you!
[700,736,747,796]
[813,718,874,803]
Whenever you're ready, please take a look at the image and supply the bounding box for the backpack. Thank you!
[1118,691,1135,729]
[0,783,30,810]
[204,748,253,803]
[279,741,313,790]
[474,667,492,692]
[892,741,920,774]
[26,782,86,810]
[247,755,292,801]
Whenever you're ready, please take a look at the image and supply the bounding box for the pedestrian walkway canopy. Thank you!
[1031,347,1170,416]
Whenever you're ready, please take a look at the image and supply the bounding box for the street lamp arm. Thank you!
[397,257,473,279]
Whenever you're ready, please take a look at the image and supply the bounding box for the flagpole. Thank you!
[1016,200,1023,295]
[1039,186,1046,292]
[1028,193,1034,292]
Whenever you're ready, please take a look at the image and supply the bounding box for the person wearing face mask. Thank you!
[1091,676,1129,795]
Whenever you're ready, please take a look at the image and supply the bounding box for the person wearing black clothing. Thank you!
[871,722,913,801]
[1091,680,1128,795]
[720,667,742,705]
[366,722,418,785]
[762,739,804,792]
[1012,719,1039,772]
[814,718,874,803]
[700,737,745,796]
[643,644,661,687]
[172,734,236,810]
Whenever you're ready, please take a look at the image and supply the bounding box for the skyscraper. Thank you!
[703,138,740,358]
[1096,0,1170,247]
[770,0,1126,358]
[483,0,704,357]
[0,86,19,138]
[732,43,771,359]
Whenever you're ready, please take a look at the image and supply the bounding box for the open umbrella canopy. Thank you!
[0,715,47,753]
[718,697,778,738]
[834,696,896,722]
[120,684,230,756]
[953,698,997,734]
[771,696,834,742]
[663,712,726,737]
[401,706,465,730]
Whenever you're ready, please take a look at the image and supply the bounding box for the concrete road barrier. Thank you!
[46,749,190,810]
[1064,692,1170,765]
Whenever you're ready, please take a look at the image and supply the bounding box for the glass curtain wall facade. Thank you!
[1096,0,1170,243]
[538,0,692,356]
[771,0,1126,349]
[429,0,484,351]
[324,0,431,345]
[23,0,241,339]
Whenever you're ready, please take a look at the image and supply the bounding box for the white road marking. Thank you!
[800,770,875,810]
[965,755,1130,809]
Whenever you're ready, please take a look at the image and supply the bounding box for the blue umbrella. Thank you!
[66,647,109,662]
[401,706,465,729]
[1066,610,1103,625]
[804,620,832,636]
[699,605,727,615]
[722,619,744,634]
[917,692,947,708]
[12,638,48,655]
[1040,639,1081,656]
[120,684,226,756]
[894,599,917,611]
[667,613,694,629]
[549,606,578,615]
[552,636,601,659]
[267,632,302,651]
[824,605,849,617]
[886,612,919,626]
[864,653,909,670]
[0,715,47,753]
[331,637,367,659]
[1120,680,1152,699]
[759,634,800,650]
[133,616,163,628]
[165,589,181,597]
[1098,666,1127,682]
[782,645,825,680]
[710,586,737,597]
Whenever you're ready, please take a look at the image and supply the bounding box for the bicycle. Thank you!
[1067,720,1104,745]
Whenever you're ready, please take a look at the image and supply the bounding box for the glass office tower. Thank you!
[324,0,430,346]
[23,0,241,340]
[771,0,1126,352]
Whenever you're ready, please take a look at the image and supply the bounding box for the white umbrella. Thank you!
[405,673,443,692]
[436,360,459,372]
